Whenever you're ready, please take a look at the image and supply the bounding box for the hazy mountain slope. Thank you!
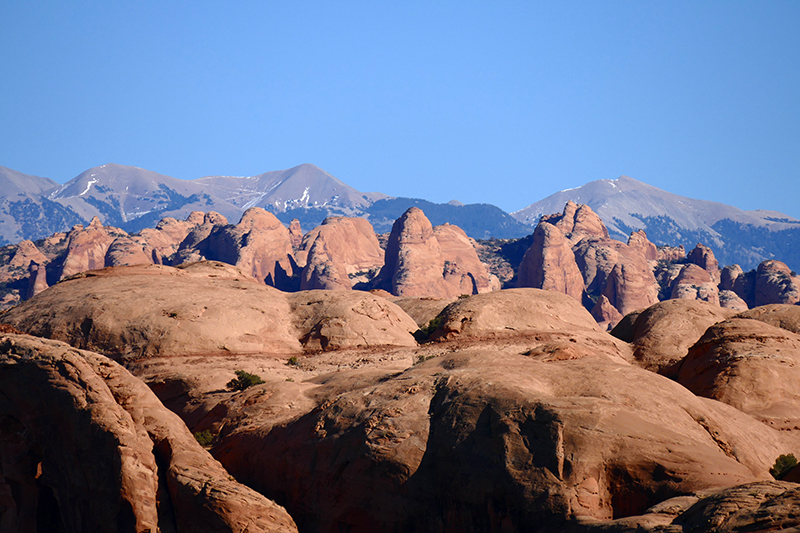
[196,163,387,214]
[0,166,83,245]
[512,175,800,270]
[48,163,242,232]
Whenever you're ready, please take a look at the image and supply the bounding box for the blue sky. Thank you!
[2,1,798,216]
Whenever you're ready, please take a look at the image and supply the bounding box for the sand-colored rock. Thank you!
[3,262,303,359]
[613,299,734,377]
[105,235,154,267]
[376,208,483,298]
[299,217,384,290]
[678,317,800,430]
[669,263,720,305]
[736,303,800,334]
[687,243,719,274]
[206,208,296,284]
[288,218,303,251]
[719,289,748,311]
[542,200,609,242]
[656,245,685,262]
[600,259,659,317]
[26,261,49,299]
[626,230,658,261]
[288,290,418,352]
[8,240,48,271]
[173,211,229,265]
[137,213,204,264]
[591,294,624,331]
[0,333,298,533]
[59,216,124,279]
[433,223,494,294]
[212,348,797,532]
[391,297,455,328]
[754,259,800,307]
[720,263,755,308]
[517,221,584,302]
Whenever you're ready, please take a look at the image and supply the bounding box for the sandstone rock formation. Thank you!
[678,317,800,430]
[288,218,303,250]
[173,211,230,265]
[205,208,296,284]
[687,243,719,275]
[754,259,800,307]
[656,244,685,262]
[612,299,734,377]
[669,263,720,305]
[7,239,48,271]
[542,200,609,242]
[105,235,154,267]
[517,222,584,301]
[0,333,297,532]
[59,217,123,279]
[136,212,204,264]
[433,223,495,294]
[391,297,454,328]
[211,348,796,532]
[626,230,658,261]
[2,262,421,360]
[736,303,800,334]
[298,216,384,290]
[288,290,418,352]
[590,294,623,331]
[26,261,48,299]
[718,289,748,311]
[375,208,491,298]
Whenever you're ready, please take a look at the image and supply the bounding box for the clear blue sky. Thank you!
[2,1,798,217]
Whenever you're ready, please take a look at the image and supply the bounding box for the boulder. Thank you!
[517,222,584,302]
[678,317,800,430]
[754,260,800,307]
[0,333,297,532]
[613,299,734,377]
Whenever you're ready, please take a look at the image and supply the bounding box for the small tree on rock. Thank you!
[227,370,265,391]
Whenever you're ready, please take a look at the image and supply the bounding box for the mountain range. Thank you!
[2,163,798,270]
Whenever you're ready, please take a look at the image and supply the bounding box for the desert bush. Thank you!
[286,356,299,367]
[413,316,442,343]
[770,453,798,479]
[193,430,214,447]
[226,370,265,391]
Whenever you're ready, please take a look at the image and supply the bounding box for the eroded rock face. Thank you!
[206,208,296,284]
[687,243,719,274]
[211,349,796,532]
[656,245,685,262]
[678,317,800,430]
[8,240,48,272]
[613,299,734,377]
[173,211,230,265]
[288,291,418,352]
[288,219,303,251]
[59,217,123,280]
[26,261,49,299]
[626,230,658,261]
[137,213,204,264]
[542,200,609,242]
[376,208,489,298]
[0,333,297,533]
[720,264,755,308]
[736,304,800,334]
[517,222,584,302]
[105,235,154,267]
[669,264,720,305]
[754,260,800,307]
[2,262,421,360]
[299,217,384,291]
[591,294,623,332]
[719,289,748,311]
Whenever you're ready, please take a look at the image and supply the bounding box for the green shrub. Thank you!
[413,316,442,343]
[193,430,214,447]
[226,370,265,391]
[770,453,798,479]
[286,356,299,367]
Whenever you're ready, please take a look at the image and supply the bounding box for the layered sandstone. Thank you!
[754,260,800,307]
[517,222,584,301]
[59,217,123,279]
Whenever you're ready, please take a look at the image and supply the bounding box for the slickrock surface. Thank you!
[0,333,297,533]
[288,290,418,352]
[612,299,734,377]
[105,235,154,266]
[518,221,585,301]
[209,347,795,532]
[391,296,455,328]
[2,262,421,359]
[736,303,800,334]
[677,317,800,430]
